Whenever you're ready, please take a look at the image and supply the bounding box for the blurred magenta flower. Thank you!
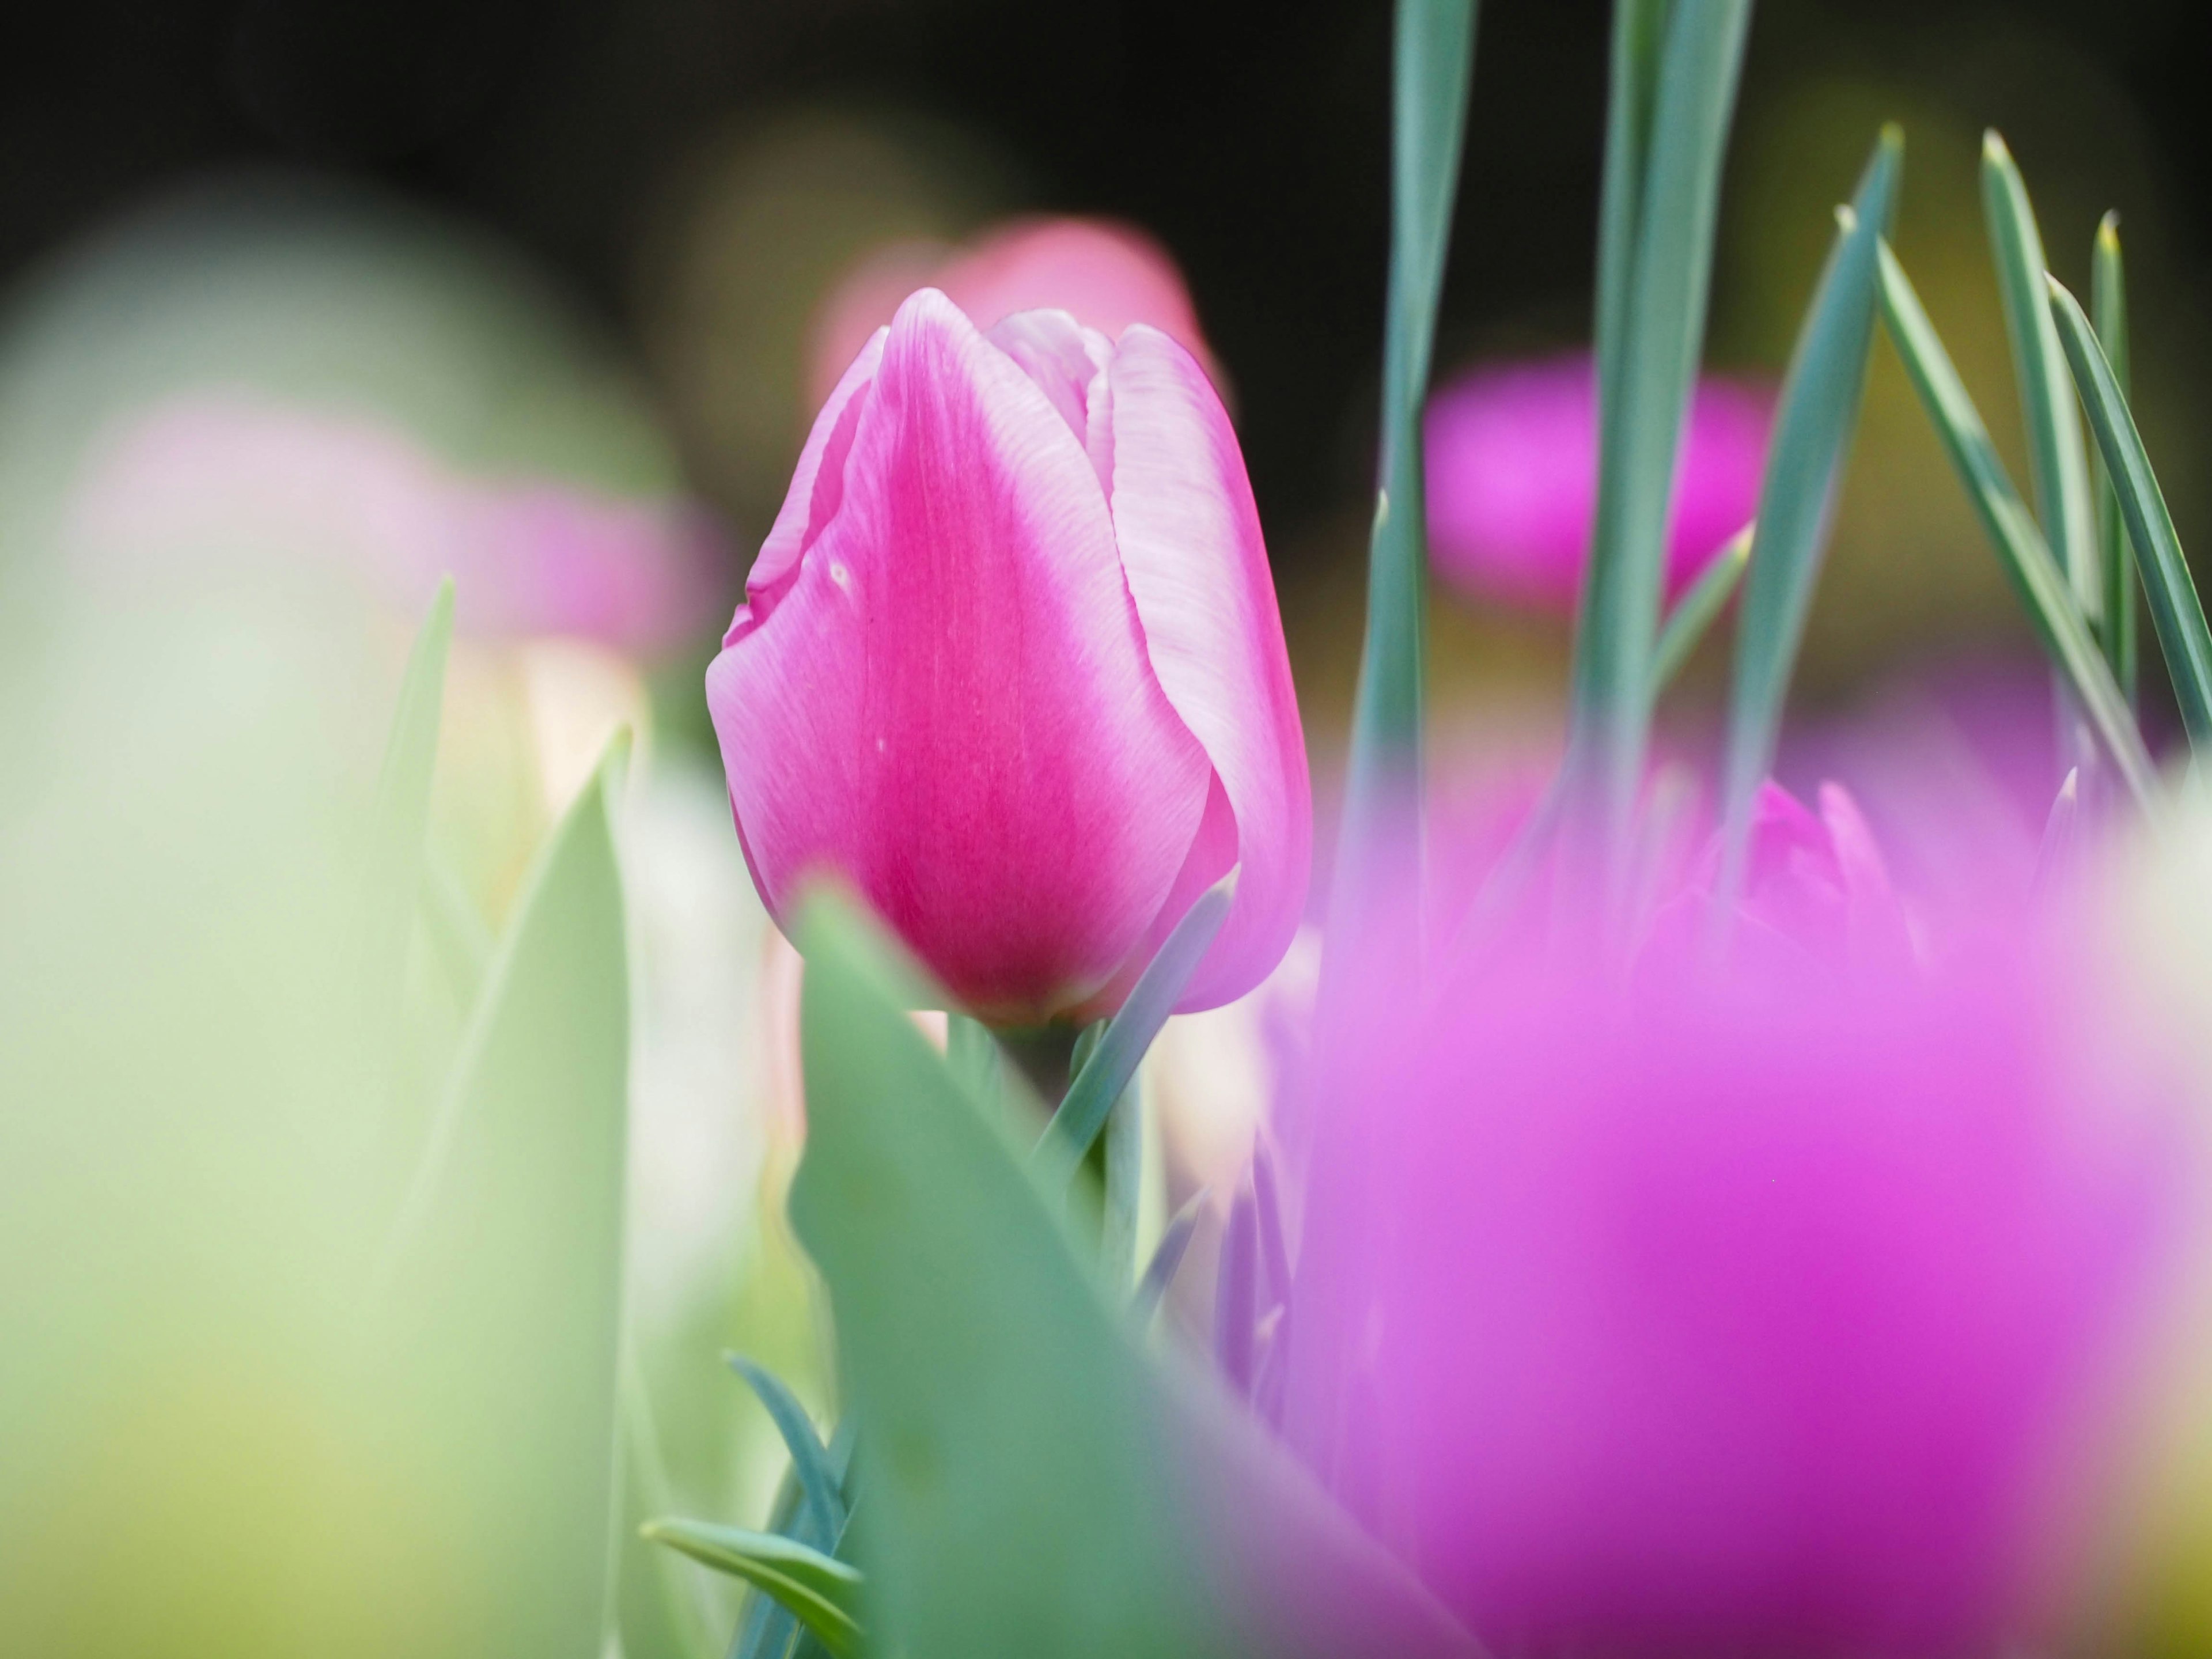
[69,395,719,655]
[707,289,1309,1027]
[808,216,1217,410]
[1287,873,2181,1657]
[1424,351,1772,609]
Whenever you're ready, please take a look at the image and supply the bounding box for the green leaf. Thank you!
[727,1356,848,1545]
[787,891,1480,1659]
[1339,0,1478,881]
[1037,875,1232,1187]
[2092,211,2138,701]
[643,1522,863,1659]
[361,578,453,1022]
[1134,1192,1206,1330]
[2048,274,2212,752]
[1653,520,1751,693]
[1566,0,1755,838]
[1875,241,2159,806]
[359,733,634,1658]
[1718,128,1902,865]
[1982,133,2099,621]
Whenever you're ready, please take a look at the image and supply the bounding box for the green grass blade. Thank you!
[1132,1192,1205,1330]
[642,1522,863,1659]
[1874,243,2157,804]
[1718,128,1903,859]
[1036,874,1232,1187]
[1338,0,1478,877]
[1653,521,1752,692]
[2048,274,2212,751]
[2092,212,2138,702]
[1567,0,1755,836]
[1593,0,1672,425]
[1982,133,2100,620]
[726,1356,848,1543]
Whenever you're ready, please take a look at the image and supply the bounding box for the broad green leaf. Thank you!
[643,1522,863,1659]
[788,891,1479,1659]
[1982,132,2099,620]
[1875,242,2158,806]
[1653,521,1751,693]
[362,578,453,1024]
[2092,211,2138,700]
[1718,129,1902,866]
[2047,275,2212,753]
[359,735,632,1658]
[1037,874,1232,1185]
[1567,0,1755,838]
[1339,0,1478,885]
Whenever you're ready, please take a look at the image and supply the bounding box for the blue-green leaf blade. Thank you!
[1719,128,1902,858]
[1982,132,2099,620]
[1037,875,1232,1186]
[1653,520,1751,693]
[726,1356,847,1545]
[1875,242,2157,805]
[2092,211,2137,700]
[643,1521,863,1659]
[1567,0,1755,834]
[2047,273,2212,751]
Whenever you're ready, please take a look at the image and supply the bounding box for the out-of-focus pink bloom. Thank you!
[67,395,720,655]
[1642,779,1914,975]
[707,290,1309,1027]
[1424,351,1772,609]
[1286,876,2181,1657]
[807,217,1217,410]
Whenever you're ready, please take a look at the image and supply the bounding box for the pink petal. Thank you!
[984,310,1111,453]
[707,289,1212,1022]
[1101,325,1312,1011]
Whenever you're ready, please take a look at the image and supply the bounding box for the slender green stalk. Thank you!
[1719,129,1902,872]
[1566,0,1755,845]
[2047,274,2212,753]
[1874,242,2156,804]
[2092,212,2137,702]
[1337,0,1479,880]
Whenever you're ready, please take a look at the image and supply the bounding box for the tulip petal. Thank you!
[986,310,1111,456]
[708,290,1212,1022]
[733,326,888,642]
[1103,326,1311,1010]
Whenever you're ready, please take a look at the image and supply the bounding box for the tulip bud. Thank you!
[707,289,1309,1027]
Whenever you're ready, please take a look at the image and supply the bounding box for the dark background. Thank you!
[4,0,2202,574]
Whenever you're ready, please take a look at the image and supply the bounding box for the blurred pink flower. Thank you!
[1424,351,1772,610]
[69,395,720,655]
[707,290,1309,1027]
[1286,868,2180,1657]
[807,217,1217,411]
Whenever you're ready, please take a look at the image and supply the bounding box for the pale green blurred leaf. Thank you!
[363,578,452,1018]
[787,891,1480,1659]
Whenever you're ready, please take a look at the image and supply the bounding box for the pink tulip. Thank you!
[807,217,1217,411]
[66,394,720,656]
[1423,351,1772,609]
[1286,869,2181,1656]
[707,289,1309,1027]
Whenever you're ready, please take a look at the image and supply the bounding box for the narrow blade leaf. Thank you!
[1567,0,1755,835]
[727,1356,848,1544]
[1338,0,1479,897]
[643,1522,863,1659]
[1875,242,2158,804]
[1653,520,1751,692]
[2047,274,2212,752]
[1037,874,1233,1185]
[1720,128,1903,860]
[1133,1192,1206,1330]
[2091,212,2137,700]
[1982,132,2100,619]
